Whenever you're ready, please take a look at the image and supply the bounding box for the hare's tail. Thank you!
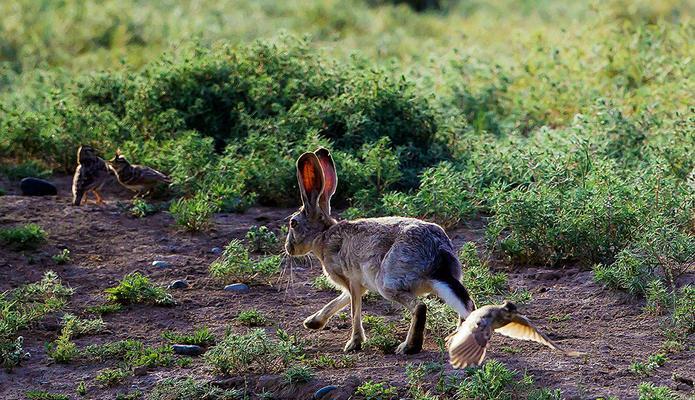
[430,250,476,320]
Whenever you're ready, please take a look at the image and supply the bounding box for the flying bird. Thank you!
[72,145,112,206]
[107,151,171,198]
[448,301,577,368]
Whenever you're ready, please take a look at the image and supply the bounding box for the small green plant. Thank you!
[637,382,679,400]
[355,380,398,400]
[46,330,78,363]
[1,160,51,180]
[52,249,71,265]
[129,199,158,218]
[115,390,143,400]
[149,378,244,400]
[209,239,280,283]
[236,309,268,326]
[104,272,175,306]
[459,243,508,303]
[547,314,571,323]
[87,303,123,315]
[95,367,130,387]
[24,391,69,400]
[363,315,400,354]
[204,328,304,375]
[308,354,356,369]
[629,353,668,376]
[0,223,47,250]
[169,193,218,231]
[246,225,280,254]
[76,381,87,396]
[162,327,215,346]
[283,365,315,385]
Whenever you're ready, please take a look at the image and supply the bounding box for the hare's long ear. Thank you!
[297,152,324,215]
[314,148,337,215]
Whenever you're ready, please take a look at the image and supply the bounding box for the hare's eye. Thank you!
[290,219,298,229]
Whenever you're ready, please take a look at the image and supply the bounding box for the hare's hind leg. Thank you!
[382,291,427,354]
[304,291,350,330]
[344,282,367,352]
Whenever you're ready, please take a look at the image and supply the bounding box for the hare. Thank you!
[285,148,476,354]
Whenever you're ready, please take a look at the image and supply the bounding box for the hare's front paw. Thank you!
[343,337,364,352]
[303,314,327,330]
[395,340,422,355]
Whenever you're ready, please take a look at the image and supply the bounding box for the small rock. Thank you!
[168,280,189,289]
[152,260,171,268]
[172,344,205,356]
[313,385,339,399]
[224,283,250,293]
[676,383,690,392]
[20,177,57,196]
[211,247,223,255]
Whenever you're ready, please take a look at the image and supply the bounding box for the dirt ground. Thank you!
[0,176,693,400]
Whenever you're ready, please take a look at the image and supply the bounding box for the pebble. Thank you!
[172,344,205,356]
[152,260,171,268]
[20,177,57,196]
[224,283,250,293]
[168,280,189,289]
[313,386,338,399]
[211,247,223,255]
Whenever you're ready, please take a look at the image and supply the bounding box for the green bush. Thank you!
[52,249,71,265]
[363,315,400,354]
[162,327,216,347]
[24,391,69,400]
[355,381,398,400]
[283,365,315,385]
[637,382,679,400]
[104,272,175,306]
[0,223,47,250]
[236,309,268,327]
[169,193,218,232]
[245,225,280,254]
[0,160,51,180]
[459,242,508,304]
[149,378,243,400]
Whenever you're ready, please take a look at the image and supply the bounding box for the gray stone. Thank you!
[152,260,171,268]
[224,283,250,293]
[172,344,205,356]
[211,247,223,255]
[313,386,338,399]
[168,280,189,289]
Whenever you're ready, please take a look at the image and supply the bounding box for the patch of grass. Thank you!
[0,223,47,251]
[95,367,130,387]
[0,271,73,370]
[204,328,304,375]
[61,314,106,337]
[459,243,508,304]
[355,380,398,400]
[363,315,400,354]
[455,360,563,400]
[115,391,143,400]
[1,161,51,180]
[209,239,280,284]
[104,272,175,306]
[637,382,679,400]
[24,391,69,400]
[76,381,87,396]
[169,193,218,232]
[307,354,356,369]
[87,303,123,315]
[245,225,280,254]
[283,365,315,385]
[629,353,668,377]
[83,339,173,369]
[312,275,338,291]
[236,309,267,327]
[129,199,158,218]
[547,314,571,323]
[162,327,215,347]
[149,378,243,400]
[51,249,71,265]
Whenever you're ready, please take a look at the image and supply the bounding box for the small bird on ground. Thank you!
[72,145,112,206]
[448,301,578,368]
[107,151,171,198]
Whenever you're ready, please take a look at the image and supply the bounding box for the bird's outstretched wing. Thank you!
[448,319,491,369]
[494,314,561,351]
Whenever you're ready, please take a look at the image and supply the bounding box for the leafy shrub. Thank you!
[24,391,69,400]
[204,328,304,375]
[0,223,47,250]
[629,353,667,377]
[245,225,280,254]
[0,160,51,180]
[236,309,267,327]
[209,239,280,283]
[129,199,158,218]
[104,272,175,306]
[459,242,508,304]
[95,367,131,387]
[52,249,71,265]
[87,303,123,315]
[162,327,215,347]
[312,275,338,291]
[355,380,398,400]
